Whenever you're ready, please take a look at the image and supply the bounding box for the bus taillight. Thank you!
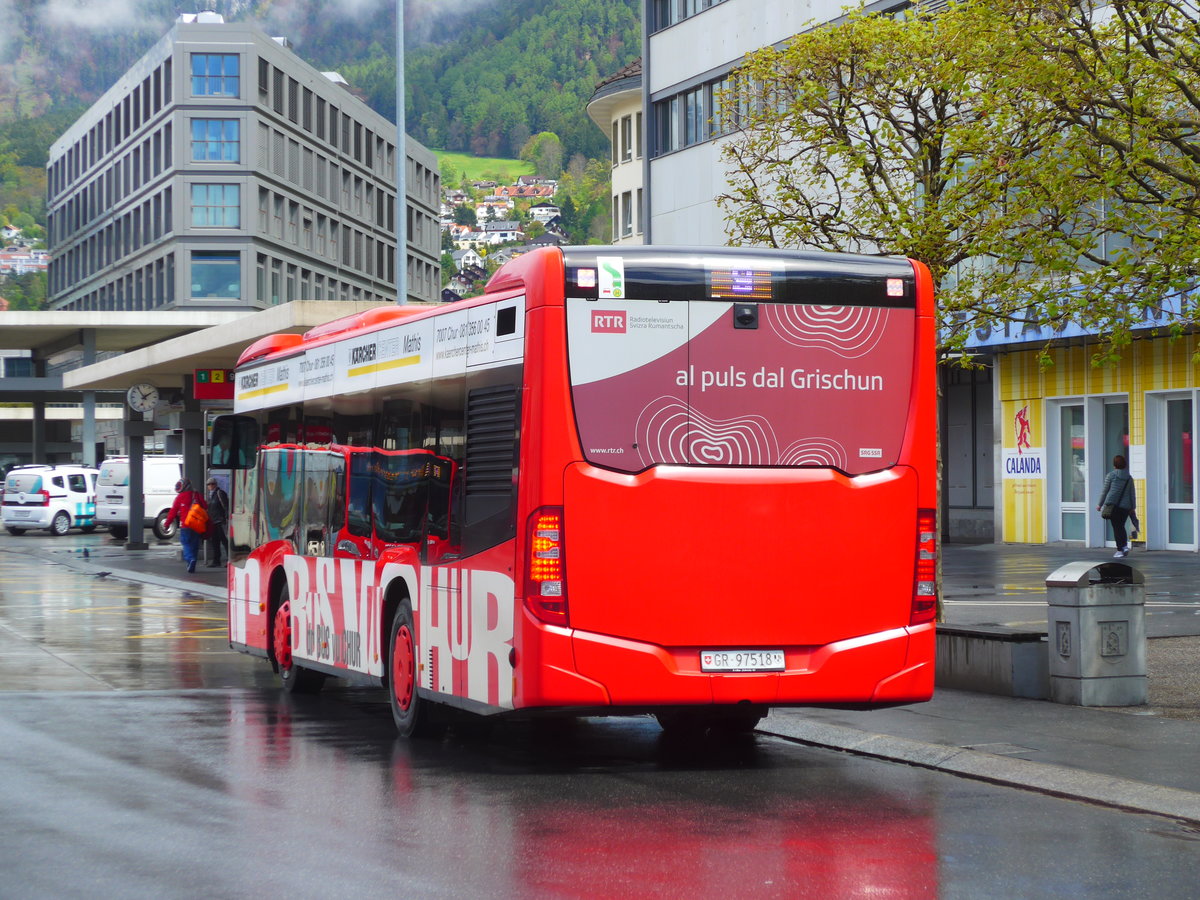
[37,490,50,506]
[526,507,567,626]
[912,509,937,625]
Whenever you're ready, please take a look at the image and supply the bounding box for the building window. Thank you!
[656,96,681,155]
[191,251,241,298]
[191,54,239,97]
[191,119,240,162]
[191,184,240,227]
[621,191,633,237]
[621,116,633,163]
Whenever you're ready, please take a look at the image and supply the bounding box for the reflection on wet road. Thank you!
[1,536,1197,898]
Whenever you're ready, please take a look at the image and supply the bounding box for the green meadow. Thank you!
[434,151,535,186]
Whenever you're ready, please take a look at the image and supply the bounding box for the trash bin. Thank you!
[1045,561,1147,706]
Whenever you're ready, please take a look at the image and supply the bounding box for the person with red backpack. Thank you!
[165,478,207,573]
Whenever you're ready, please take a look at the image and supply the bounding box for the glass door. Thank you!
[1166,397,1194,549]
[1058,404,1086,540]
[1102,401,1130,548]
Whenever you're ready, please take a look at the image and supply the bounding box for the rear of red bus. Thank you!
[493,247,937,719]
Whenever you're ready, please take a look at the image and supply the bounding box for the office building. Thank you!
[46,11,440,312]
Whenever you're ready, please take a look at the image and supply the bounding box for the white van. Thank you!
[2,464,100,536]
[95,455,184,541]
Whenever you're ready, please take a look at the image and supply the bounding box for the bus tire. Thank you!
[109,525,128,540]
[272,583,325,695]
[389,600,444,739]
[5,527,25,536]
[152,511,177,541]
[49,511,71,536]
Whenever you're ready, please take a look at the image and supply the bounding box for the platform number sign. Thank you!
[194,368,235,400]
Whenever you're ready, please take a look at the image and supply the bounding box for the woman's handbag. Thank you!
[183,501,209,533]
[1100,504,1114,519]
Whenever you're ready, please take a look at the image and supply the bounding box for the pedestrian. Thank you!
[1097,454,1136,558]
[205,476,229,567]
[165,478,207,573]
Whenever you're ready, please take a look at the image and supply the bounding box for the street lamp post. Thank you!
[395,0,407,305]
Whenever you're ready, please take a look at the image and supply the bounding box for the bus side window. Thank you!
[346,451,372,539]
[259,448,300,546]
[299,450,331,556]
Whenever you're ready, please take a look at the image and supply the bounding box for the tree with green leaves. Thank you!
[973,0,1200,361]
[520,132,565,180]
[718,1,1200,361]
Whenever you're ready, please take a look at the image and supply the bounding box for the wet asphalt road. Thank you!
[1,533,1198,899]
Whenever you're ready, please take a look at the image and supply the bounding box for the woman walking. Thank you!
[1097,455,1137,558]
[165,478,207,573]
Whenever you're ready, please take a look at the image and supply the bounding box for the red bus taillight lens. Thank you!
[525,507,567,626]
[38,490,51,506]
[912,509,937,625]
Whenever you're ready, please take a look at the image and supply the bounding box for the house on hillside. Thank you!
[475,198,515,222]
[497,184,556,200]
[0,249,50,275]
[451,248,484,272]
[453,230,488,250]
[527,233,563,249]
[482,221,524,245]
[529,202,561,223]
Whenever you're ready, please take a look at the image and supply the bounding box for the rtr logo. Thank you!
[591,311,627,333]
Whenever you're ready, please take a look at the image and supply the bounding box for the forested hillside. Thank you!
[0,0,640,164]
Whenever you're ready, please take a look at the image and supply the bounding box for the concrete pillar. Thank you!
[125,412,149,551]
[180,373,205,487]
[31,356,46,463]
[80,329,97,467]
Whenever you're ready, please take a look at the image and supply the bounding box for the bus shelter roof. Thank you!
[62,301,393,391]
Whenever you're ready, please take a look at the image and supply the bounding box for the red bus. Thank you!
[213,246,938,736]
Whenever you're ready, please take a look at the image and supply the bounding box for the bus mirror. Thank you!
[211,415,258,470]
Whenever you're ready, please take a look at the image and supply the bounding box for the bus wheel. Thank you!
[5,527,25,536]
[109,525,128,540]
[389,601,444,739]
[272,585,325,695]
[49,511,71,536]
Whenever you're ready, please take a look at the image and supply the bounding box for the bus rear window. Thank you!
[566,298,915,475]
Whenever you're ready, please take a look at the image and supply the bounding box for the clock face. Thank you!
[127,383,160,412]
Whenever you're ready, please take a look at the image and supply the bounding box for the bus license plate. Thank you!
[701,649,785,672]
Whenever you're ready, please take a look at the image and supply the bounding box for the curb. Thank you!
[760,717,1200,826]
[20,547,226,602]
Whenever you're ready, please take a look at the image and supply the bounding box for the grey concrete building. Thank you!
[46,11,440,312]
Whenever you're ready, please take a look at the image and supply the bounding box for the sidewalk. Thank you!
[34,536,1200,824]
[765,541,1200,825]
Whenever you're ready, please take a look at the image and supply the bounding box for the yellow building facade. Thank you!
[996,336,1198,551]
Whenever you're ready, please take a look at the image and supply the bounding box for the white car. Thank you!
[95,455,183,541]
[2,464,100,536]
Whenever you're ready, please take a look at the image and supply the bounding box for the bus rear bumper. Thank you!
[545,622,934,707]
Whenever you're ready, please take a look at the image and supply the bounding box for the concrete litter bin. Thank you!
[1045,561,1147,707]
